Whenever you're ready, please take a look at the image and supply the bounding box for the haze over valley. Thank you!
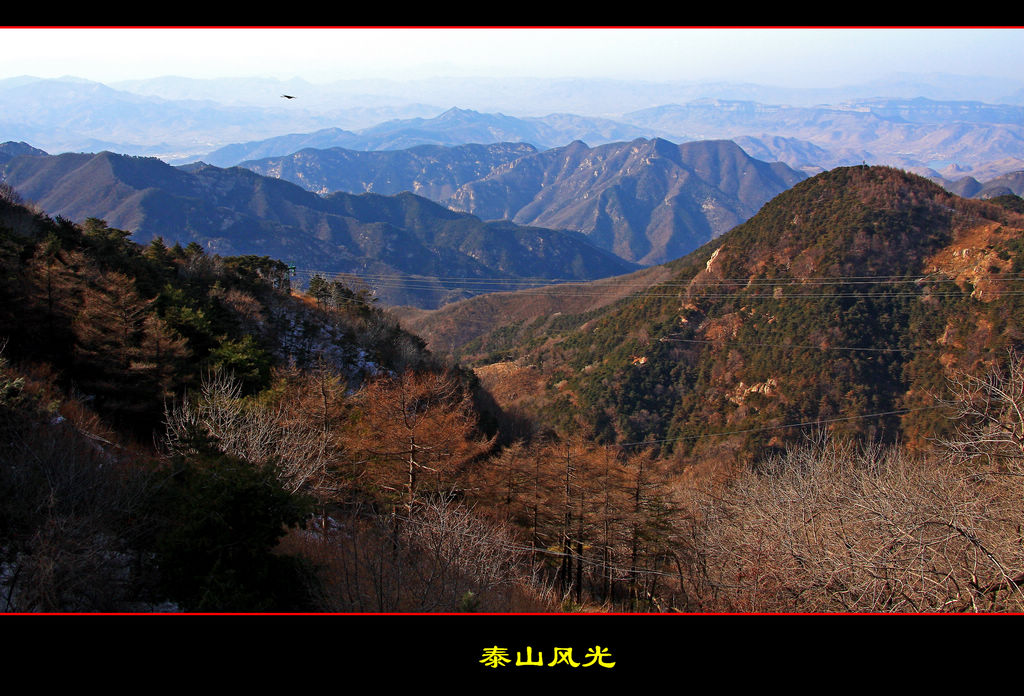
[6,69,1024,307]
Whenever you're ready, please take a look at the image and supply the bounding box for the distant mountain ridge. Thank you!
[624,97,1024,177]
[0,148,637,308]
[204,107,657,166]
[0,141,47,165]
[933,169,1024,199]
[0,76,344,161]
[6,75,1024,181]
[445,138,806,265]
[108,72,1024,114]
[240,137,807,267]
[239,142,539,198]
[201,128,362,169]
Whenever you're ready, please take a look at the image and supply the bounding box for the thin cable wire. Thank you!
[616,405,943,448]
[289,266,1020,304]
[290,267,1024,286]
[660,336,921,354]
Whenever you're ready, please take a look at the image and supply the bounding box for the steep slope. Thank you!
[0,192,528,613]
[0,194,443,433]
[394,262,682,357]
[0,141,47,165]
[0,150,637,308]
[445,138,806,265]
[453,167,1024,465]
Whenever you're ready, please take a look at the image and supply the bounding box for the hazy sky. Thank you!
[3,27,1023,87]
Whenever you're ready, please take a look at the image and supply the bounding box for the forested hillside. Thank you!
[4,168,1024,614]
[404,166,1024,611]
[0,188,539,612]
[446,167,1024,464]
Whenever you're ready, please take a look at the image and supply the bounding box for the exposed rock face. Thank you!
[238,137,805,268]
[240,142,539,199]
[445,138,805,265]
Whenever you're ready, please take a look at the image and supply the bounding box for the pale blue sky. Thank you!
[3,27,1023,86]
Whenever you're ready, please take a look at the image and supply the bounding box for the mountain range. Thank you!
[0,149,637,308]
[7,134,1024,313]
[239,137,807,266]
[624,98,1024,179]
[109,73,1024,114]
[441,137,805,265]
[5,157,1024,614]
[236,141,540,198]
[0,137,810,299]
[933,169,1024,199]
[7,67,1024,615]
[206,108,657,166]
[215,98,1024,181]
[5,75,1024,183]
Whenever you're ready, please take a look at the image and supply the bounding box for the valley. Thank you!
[3,65,1024,615]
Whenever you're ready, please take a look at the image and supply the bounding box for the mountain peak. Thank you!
[436,106,482,120]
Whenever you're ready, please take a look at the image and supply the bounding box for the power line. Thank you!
[616,405,943,449]
[291,267,1024,286]
[286,267,1021,361]
[660,336,921,354]
[289,266,1024,304]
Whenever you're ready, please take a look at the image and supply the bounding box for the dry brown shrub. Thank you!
[681,433,1024,612]
[278,498,552,612]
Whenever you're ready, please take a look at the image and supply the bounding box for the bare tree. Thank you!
[682,431,1024,612]
[279,496,543,612]
[163,369,344,501]
[937,348,1024,467]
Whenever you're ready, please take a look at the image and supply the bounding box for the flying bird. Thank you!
[281,94,296,99]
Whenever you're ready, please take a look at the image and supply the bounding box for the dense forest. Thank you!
[2,170,1024,613]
